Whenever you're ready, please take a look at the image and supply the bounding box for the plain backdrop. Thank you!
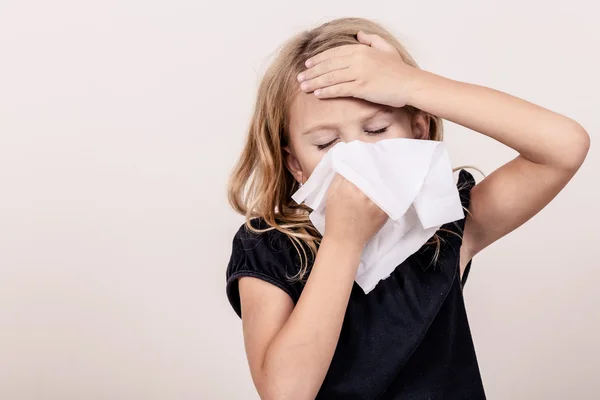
[0,1,598,399]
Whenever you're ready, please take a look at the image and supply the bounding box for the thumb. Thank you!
[356,30,396,53]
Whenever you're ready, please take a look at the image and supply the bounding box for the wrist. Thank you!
[321,234,365,257]
[404,68,444,108]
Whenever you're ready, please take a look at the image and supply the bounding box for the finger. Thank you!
[298,55,352,82]
[300,68,355,93]
[326,174,344,199]
[314,81,358,99]
[356,30,397,53]
[305,44,357,68]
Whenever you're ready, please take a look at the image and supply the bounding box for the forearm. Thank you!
[260,236,362,399]
[407,69,590,170]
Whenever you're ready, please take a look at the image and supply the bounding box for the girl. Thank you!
[225,17,590,399]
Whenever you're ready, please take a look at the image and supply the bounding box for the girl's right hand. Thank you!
[323,173,388,248]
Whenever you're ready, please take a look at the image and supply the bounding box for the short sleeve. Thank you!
[437,169,477,287]
[225,218,305,318]
[457,169,476,210]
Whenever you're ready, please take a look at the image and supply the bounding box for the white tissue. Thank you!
[291,138,464,294]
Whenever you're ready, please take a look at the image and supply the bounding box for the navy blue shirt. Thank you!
[226,169,486,399]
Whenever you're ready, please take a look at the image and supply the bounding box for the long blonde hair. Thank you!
[228,17,452,281]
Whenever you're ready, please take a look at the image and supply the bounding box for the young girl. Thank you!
[225,17,590,399]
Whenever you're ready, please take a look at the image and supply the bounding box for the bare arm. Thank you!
[238,174,388,399]
[407,70,591,268]
[239,235,362,400]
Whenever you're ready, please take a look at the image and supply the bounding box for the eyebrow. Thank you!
[300,109,393,136]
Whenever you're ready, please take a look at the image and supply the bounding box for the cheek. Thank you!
[302,151,328,179]
[386,125,414,139]
[305,155,323,177]
[293,147,323,179]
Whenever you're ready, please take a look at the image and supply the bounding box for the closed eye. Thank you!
[365,127,388,135]
[316,139,337,150]
[315,127,389,151]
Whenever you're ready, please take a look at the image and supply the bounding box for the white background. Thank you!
[0,1,598,399]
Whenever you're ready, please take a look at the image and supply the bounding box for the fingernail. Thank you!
[297,73,305,82]
[314,89,321,96]
[301,82,308,91]
[305,59,312,67]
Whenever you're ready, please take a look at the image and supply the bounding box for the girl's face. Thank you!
[284,90,430,184]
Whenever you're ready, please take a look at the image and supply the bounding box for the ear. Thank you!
[282,145,304,184]
[411,112,431,140]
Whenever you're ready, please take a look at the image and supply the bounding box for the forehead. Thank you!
[288,91,391,137]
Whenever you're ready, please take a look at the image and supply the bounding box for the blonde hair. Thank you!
[228,17,458,281]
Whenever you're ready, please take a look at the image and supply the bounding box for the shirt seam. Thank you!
[228,269,297,303]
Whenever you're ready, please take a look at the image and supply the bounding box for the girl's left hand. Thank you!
[297,31,421,107]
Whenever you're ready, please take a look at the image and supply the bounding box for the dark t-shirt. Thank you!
[225,170,486,399]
